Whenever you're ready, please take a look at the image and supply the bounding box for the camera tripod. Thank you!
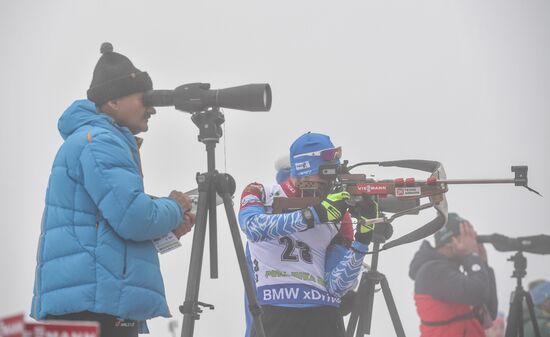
[179,107,265,337]
[346,222,406,337]
[504,251,541,337]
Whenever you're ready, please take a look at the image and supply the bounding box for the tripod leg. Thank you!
[379,275,406,337]
[209,181,218,278]
[353,240,382,337]
[216,181,266,337]
[505,288,522,337]
[356,272,378,336]
[519,293,525,337]
[346,273,367,337]
[524,292,542,337]
[181,175,211,337]
[346,309,359,337]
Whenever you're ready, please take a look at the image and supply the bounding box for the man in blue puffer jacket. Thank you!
[31,42,195,337]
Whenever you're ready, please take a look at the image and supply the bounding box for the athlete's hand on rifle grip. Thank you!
[313,191,351,223]
[350,197,378,244]
[355,217,374,244]
[169,190,192,212]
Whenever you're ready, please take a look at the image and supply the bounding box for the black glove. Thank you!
[312,191,350,224]
[353,197,379,244]
[355,218,374,244]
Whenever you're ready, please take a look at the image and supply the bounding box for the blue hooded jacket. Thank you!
[31,100,183,328]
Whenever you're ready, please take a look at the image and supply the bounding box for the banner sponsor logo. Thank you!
[258,284,340,307]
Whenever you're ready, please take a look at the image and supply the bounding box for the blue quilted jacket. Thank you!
[31,100,183,328]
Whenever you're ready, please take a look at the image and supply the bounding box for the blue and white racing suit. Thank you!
[239,179,369,336]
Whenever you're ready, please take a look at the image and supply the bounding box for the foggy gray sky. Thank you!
[1,1,549,336]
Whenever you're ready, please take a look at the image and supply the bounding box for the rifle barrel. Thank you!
[433,178,515,185]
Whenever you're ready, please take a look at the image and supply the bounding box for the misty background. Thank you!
[1,1,549,336]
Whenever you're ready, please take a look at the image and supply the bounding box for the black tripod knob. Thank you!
[215,173,236,196]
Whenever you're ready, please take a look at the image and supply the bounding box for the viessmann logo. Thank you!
[356,183,388,194]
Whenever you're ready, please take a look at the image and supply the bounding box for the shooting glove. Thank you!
[353,197,379,244]
[355,218,375,244]
[311,191,351,224]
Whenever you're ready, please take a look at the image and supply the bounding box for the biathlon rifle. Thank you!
[272,160,540,251]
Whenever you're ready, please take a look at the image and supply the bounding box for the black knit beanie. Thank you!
[434,212,465,248]
[87,42,152,106]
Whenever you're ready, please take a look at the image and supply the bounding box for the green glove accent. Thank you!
[358,218,375,233]
[313,191,350,223]
[354,198,379,244]
[353,217,374,244]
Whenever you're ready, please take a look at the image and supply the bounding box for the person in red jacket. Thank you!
[409,213,498,337]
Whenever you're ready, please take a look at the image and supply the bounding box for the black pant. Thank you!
[46,311,138,337]
[252,305,345,337]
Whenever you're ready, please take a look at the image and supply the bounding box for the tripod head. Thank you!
[191,108,225,146]
[508,251,528,281]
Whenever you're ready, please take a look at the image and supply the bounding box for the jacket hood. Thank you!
[409,240,444,280]
[58,99,113,140]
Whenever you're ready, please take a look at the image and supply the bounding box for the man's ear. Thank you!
[106,99,119,111]
[100,99,119,114]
